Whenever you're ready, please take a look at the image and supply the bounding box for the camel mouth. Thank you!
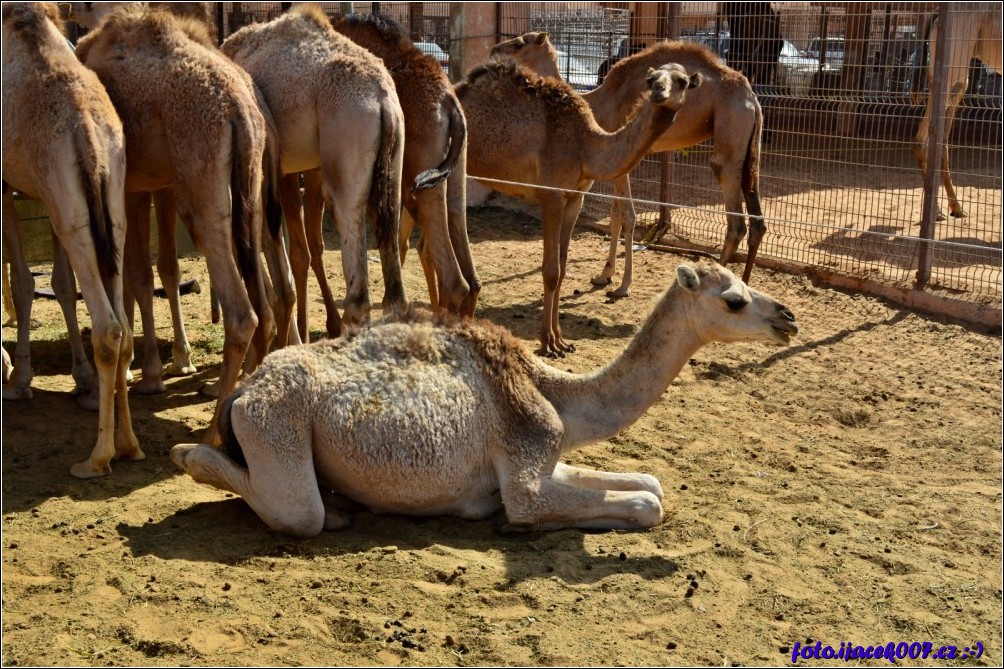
[770,322,798,343]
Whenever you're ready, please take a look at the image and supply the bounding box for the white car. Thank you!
[414,41,449,73]
[554,50,598,91]
[776,40,838,95]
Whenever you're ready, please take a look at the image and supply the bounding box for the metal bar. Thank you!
[917,3,951,287]
[657,2,680,231]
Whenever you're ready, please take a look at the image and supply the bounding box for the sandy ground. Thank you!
[2,204,1001,666]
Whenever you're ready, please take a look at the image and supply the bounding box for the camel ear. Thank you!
[536,32,550,45]
[688,72,703,89]
[677,265,700,292]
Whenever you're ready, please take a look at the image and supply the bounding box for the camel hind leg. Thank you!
[50,236,96,401]
[303,169,342,338]
[153,189,197,375]
[171,393,326,537]
[2,193,35,400]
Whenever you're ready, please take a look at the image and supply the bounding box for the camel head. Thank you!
[646,63,702,110]
[491,31,559,78]
[675,262,797,346]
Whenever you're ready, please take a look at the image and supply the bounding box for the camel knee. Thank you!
[90,320,125,368]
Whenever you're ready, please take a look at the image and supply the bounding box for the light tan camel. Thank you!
[76,4,275,446]
[172,261,798,538]
[2,1,142,478]
[913,3,1002,220]
[458,58,700,356]
[492,32,765,289]
[332,12,480,317]
[222,4,409,342]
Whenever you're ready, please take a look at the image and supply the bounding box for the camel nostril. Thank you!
[779,308,795,322]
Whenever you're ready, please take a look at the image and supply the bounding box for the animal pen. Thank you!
[121,2,1004,322]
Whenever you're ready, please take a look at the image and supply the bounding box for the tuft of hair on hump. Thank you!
[291,2,335,34]
[339,11,408,42]
[466,57,591,115]
[2,2,66,38]
[148,5,215,48]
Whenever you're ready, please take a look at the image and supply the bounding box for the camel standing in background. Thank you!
[457,59,700,356]
[2,2,142,478]
[912,3,1002,220]
[493,32,765,289]
[333,12,480,317]
[222,4,408,342]
[172,262,798,538]
[76,5,275,446]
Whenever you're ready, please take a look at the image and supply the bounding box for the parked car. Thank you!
[805,36,845,67]
[680,30,730,59]
[776,39,837,95]
[555,49,599,91]
[415,41,449,73]
[595,36,645,85]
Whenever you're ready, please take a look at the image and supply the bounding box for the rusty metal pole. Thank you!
[916,3,951,287]
[657,3,680,232]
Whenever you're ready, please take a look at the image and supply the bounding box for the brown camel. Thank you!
[457,58,700,356]
[492,32,765,289]
[2,1,142,478]
[332,12,480,317]
[913,3,1002,220]
[76,4,275,446]
[222,4,409,342]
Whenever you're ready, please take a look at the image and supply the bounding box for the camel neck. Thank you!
[540,284,705,450]
[583,103,678,181]
[584,77,648,132]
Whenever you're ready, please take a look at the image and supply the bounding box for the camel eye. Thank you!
[725,296,747,312]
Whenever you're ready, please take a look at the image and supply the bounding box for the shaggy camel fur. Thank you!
[458,59,700,356]
[222,4,409,341]
[913,3,1001,220]
[171,262,798,538]
[77,5,275,446]
[492,32,765,288]
[333,13,480,316]
[2,2,142,478]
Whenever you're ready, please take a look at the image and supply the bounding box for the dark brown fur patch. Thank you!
[2,2,65,38]
[465,58,592,118]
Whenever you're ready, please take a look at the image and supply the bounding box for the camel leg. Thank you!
[3,261,15,326]
[279,172,313,342]
[551,462,663,498]
[51,234,96,401]
[321,163,374,325]
[940,84,968,219]
[415,183,470,313]
[153,189,197,376]
[554,193,585,354]
[260,214,299,348]
[46,195,143,477]
[124,191,166,395]
[501,469,662,532]
[445,159,480,317]
[2,197,34,400]
[172,394,322,536]
[596,174,637,298]
[711,156,749,274]
[302,169,341,338]
[401,204,440,310]
[912,88,949,221]
[538,193,566,357]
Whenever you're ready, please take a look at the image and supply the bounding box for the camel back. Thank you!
[463,58,595,120]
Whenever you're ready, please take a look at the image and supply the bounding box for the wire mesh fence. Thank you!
[209,3,1000,310]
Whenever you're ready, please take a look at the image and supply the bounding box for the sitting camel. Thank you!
[172,262,798,538]
[492,32,765,288]
[2,2,142,478]
[458,58,700,356]
[76,5,276,446]
[333,13,480,317]
[222,4,409,342]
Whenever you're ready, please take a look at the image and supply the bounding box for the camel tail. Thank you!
[230,117,259,283]
[411,93,468,195]
[75,118,119,281]
[256,85,285,242]
[370,99,403,254]
[741,101,762,196]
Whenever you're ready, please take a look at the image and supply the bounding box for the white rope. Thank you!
[469,174,1003,257]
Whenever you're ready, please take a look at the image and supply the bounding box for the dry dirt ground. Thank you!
[2,204,1001,667]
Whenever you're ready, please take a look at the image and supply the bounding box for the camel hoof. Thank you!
[165,360,197,376]
[115,443,145,462]
[132,377,166,395]
[170,443,199,468]
[950,209,968,218]
[606,286,630,299]
[70,459,111,479]
[590,275,612,287]
[2,386,33,401]
[76,392,100,412]
[200,381,221,399]
[323,509,352,531]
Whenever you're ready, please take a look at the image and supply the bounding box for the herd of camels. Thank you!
[0,1,990,534]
